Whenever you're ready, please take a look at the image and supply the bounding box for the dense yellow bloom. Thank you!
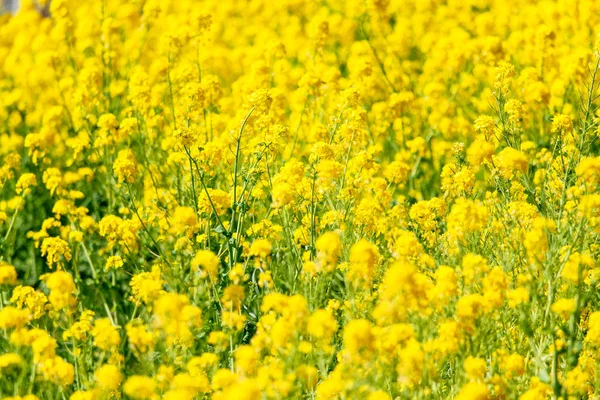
[0,306,30,329]
[315,231,342,270]
[551,298,576,319]
[15,173,37,195]
[409,197,445,232]
[91,318,121,351]
[585,311,600,346]
[0,262,18,285]
[37,356,75,387]
[192,249,221,280]
[342,319,374,355]
[467,139,495,167]
[95,364,123,391]
[507,287,530,308]
[348,239,380,284]
[502,353,525,377]
[40,237,72,269]
[384,160,411,185]
[41,271,77,311]
[428,266,458,307]
[563,366,591,396]
[464,356,487,381]
[126,322,156,354]
[153,292,202,347]
[1,0,600,398]
[63,310,95,341]
[235,345,258,375]
[249,239,272,259]
[519,377,552,400]
[98,215,140,251]
[474,116,496,138]
[113,149,138,184]
[0,353,22,370]
[561,252,594,284]
[447,199,489,241]
[440,163,474,198]
[129,266,164,304]
[456,382,490,400]
[577,157,600,187]
[456,294,486,320]
[123,376,156,400]
[307,309,337,345]
[105,255,124,270]
[171,206,198,237]
[552,114,573,133]
[494,148,528,179]
[461,253,490,285]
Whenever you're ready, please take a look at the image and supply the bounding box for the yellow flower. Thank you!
[384,160,411,185]
[42,271,77,311]
[342,319,373,355]
[235,345,258,375]
[105,255,124,270]
[397,339,425,388]
[315,231,342,271]
[456,294,485,320]
[576,156,600,187]
[15,173,37,195]
[0,306,30,329]
[40,237,72,269]
[467,139,495,166]
[95,364,123,391]
[464,356,487,381]
[297,364,318,388]
[493,147,528,179]
[456,382,489,400]
[249,239,272,259]
[348,239,379,285]
[113,149,138,184]
[37,356,74,387]
[440,164,474,198]
[551,113,573,133]
[563,366,590,396]
[507,287,529,308]
[519,377,552,400]
[91,318,121,351]
[192,250,221,280]
[123,375,156,399]
[153,292,202,347]
[447,199,489,241]
[551,298,576,319]
[502,353,525,377]
[473,115,496,138]
[367,391,391,400]
[126,322,155,354]
[0,353,22,370]
[0,262,18,285]
[171,206,198,237]
[188,353,218,376]
[585,311,600,346]
[63,310,95,341]
[130,266,164,304]
[307,309,337,344]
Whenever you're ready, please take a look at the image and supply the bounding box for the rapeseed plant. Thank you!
[1,0,600,399]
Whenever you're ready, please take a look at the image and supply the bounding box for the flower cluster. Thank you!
[1,0,600,399]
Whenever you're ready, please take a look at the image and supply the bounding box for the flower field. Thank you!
[1,0,600,398]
